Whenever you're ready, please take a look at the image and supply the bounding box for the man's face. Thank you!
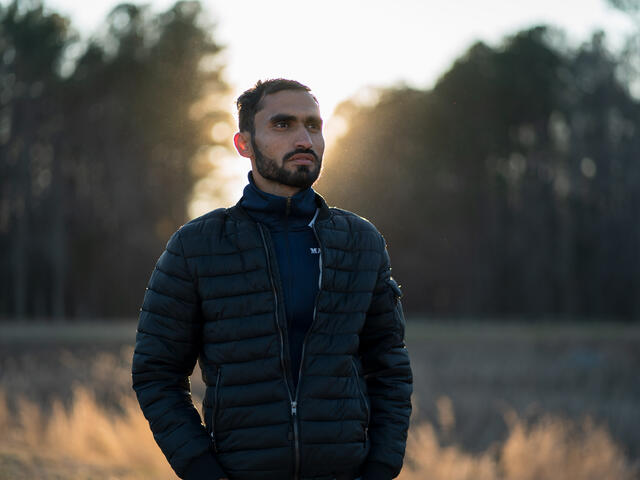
[249,89,325,191]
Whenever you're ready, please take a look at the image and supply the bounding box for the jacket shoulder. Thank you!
[166,206,254,259]
[175,207,236,239]
[185,206,228,226]
[327,207,383,236]
[319,207,387,255]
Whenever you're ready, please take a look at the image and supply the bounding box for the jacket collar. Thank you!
[237,173,321,230]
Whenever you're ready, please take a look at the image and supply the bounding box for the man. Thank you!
[132,79,412,480]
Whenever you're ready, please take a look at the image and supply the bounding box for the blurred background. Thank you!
[0,0,639,478]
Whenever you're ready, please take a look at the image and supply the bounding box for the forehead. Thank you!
[255,90,321,123]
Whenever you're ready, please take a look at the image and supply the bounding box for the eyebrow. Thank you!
[269,113,323,126]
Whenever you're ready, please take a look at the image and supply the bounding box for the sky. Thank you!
[10,0,636,214]
[37,0,633,117]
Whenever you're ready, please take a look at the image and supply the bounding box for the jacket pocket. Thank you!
[211,367,222,452]
[351,358,370,443]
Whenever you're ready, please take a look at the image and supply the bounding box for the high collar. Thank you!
[239,173,318,231]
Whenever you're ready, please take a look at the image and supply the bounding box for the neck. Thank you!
[251,169,303,198]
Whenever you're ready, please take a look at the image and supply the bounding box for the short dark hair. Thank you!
[236,78,317,133]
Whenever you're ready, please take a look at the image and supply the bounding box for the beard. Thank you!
[252,138,322,190]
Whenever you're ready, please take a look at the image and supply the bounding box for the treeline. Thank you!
[2,2,639,320]
[318,25,640,318]
[0,1,230,318]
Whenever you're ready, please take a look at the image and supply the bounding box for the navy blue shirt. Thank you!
[240,175,320,389]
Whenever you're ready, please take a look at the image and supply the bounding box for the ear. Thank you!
[234,132,253,158]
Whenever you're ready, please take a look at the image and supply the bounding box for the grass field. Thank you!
[0,319,638,479]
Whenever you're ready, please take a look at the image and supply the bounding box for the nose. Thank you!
[294,126,313,150]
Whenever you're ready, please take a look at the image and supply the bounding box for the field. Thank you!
[0,320,638,479]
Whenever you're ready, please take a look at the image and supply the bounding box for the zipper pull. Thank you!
[291,400,297,416]
[210,431,217,452]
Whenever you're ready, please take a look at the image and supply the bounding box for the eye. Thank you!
[306,122,321,131]
[274,120,289,129]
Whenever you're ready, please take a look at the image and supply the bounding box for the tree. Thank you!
[0,1,70,317]
[317,26,640,318]
[0,1,231,318]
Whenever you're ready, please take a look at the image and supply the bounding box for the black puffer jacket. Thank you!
[132,193,412,480]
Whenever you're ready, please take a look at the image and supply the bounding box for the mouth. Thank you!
[288,153,316,166]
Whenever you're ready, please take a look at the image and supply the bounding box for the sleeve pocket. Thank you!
[387,278,403,299]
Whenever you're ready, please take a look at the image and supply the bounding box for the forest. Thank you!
[0,0,231,317]
[1,0,639,319]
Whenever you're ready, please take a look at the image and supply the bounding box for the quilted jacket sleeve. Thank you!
[131,230,224,479]
[359,235,413,479]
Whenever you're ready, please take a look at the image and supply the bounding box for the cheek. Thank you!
[255,134,282,158]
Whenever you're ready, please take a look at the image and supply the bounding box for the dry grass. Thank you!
[0,387,176,479]
[399,407,638,480]
[0,387,637,480]
[0,320,638,479]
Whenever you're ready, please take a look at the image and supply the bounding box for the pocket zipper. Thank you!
[211,367,222,452]
[351,358,370,442]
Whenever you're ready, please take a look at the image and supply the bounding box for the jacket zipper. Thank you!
[211,367,222,452]
[283,198,302,479]
[351,358,370,443]
[288,222,324,479]
[257,223,299,477]
[258,215,324,480]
